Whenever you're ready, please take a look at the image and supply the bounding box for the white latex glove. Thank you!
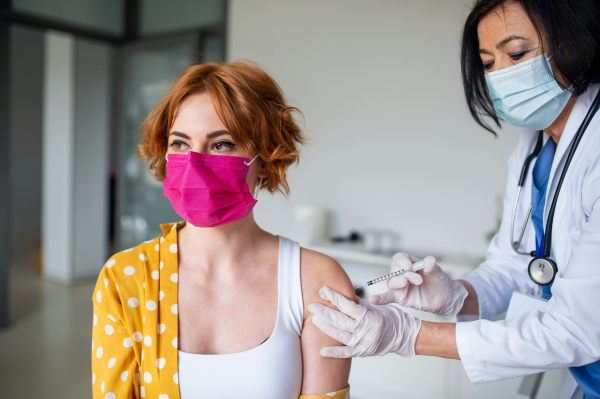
[308,286,421,358]
[370,253,468,318]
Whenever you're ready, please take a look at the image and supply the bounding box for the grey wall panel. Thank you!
[72,38,114,278]
[8,25,44,268]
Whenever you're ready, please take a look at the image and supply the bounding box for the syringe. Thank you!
[353,260,425,290]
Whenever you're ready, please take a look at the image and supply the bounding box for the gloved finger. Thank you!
[320,345,362,358]
[307,303,359,332]
[391,252,413,273]
[388,272,423,290]
[311,315,355,346]
[421,256,438,275]
[319,286,366,321]
[368,289,398,305]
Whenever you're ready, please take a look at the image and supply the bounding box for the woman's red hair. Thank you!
[138,61,305,195]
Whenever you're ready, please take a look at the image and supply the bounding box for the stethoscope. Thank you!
[511,90,600,286]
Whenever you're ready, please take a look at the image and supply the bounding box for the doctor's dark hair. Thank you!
[138,61,306,196]
[461,0,600,135]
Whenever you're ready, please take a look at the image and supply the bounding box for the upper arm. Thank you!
[92,261,140,399]
[299,248,356,395]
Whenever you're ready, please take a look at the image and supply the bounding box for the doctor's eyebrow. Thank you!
[479,35,531,54]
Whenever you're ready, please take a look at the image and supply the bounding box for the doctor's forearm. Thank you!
[414,321,460,360]
[457,280,479,316]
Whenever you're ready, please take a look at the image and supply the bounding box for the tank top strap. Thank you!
[277,236,304,336]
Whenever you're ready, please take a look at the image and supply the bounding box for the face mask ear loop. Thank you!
[254,178,263,200]
[165,153,168,162]
[244,153,260,166]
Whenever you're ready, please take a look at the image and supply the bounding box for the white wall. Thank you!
[228,0,521,258]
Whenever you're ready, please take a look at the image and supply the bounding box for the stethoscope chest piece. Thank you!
[528,257,557,286]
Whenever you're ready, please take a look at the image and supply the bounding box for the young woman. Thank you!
[91,61,355,399]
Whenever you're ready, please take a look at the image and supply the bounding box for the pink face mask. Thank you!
[163,151,259,228]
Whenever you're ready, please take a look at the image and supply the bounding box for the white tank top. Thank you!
[178,236,304,398]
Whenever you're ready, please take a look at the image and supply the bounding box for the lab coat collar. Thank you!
[540,85,600,234]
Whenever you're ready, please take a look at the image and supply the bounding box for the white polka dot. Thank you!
[123,247,133,252]
[155,244,159,251]
[96,290,101,303]
[171,224,177,230]
[124,266,135,275]
[108,358,116,368]
[107,315,116,322]
[93,314,97,325]
[144,335,152,346]
[159,291,164,301]
[106,393,115,399]
[144,239,153,244]
[170,273,178,283]
[159,395,169,399]
[123,337,132,347]
[157,324,166,334]
[173,373,178,384]
[141,350,144,360]
[92,373,95,384]
[128,297,139,308]
[101,381,105,393]
[160,237,165,243]
[143,316,145,323]
[92,340,94,350]
[139,253,148,261]
[105,325,114,335]
[96,347,103,358]
[160,261,164,269]
[172,337,178,348]
[345,392,350,399]
[144,372,152,383]
[146,300,156,311]
[151,270,159,280]
[140,386,145,397]
[169,244,177,253]
[326,392,336,396]
[132,332,143,342]
[143,282,145,289]
[116,285,119,291]
[171,304,178,314]
[120,370,128,381]
[104,279,108,288]
[106,259,116,268]
[156,358,166,369]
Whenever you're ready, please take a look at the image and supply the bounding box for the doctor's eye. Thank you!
[169,140,189,152]
[510,51,528,61]
[211,140,235,152]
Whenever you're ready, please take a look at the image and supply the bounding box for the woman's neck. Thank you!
[544,96,577,145]
[177,213,270,271]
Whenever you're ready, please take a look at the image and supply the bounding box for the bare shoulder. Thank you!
[300,248,357,317]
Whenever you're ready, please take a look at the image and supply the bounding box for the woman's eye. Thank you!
[483,62,494,71]
[212,141,235,152]
[510,51,528,60]
[169,140,189,151]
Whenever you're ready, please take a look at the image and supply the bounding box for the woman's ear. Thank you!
[257,161,268,179]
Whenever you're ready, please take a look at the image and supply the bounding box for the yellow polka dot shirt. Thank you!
[92,222,350,399]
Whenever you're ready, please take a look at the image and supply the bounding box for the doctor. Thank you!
[308,0,600,398]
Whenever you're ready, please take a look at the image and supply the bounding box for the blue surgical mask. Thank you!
[485,54,572,130]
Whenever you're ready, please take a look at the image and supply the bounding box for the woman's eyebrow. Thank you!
[496,35,529,49]
[169,131,191,139]
[206,130,230,139]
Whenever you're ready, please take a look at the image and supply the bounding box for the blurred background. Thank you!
[0,0,563,398]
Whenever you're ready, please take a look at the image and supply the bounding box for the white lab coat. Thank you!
[456,84,600,398]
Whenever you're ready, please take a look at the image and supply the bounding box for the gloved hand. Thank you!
[308,286,421,358]
[370,253,468,318]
